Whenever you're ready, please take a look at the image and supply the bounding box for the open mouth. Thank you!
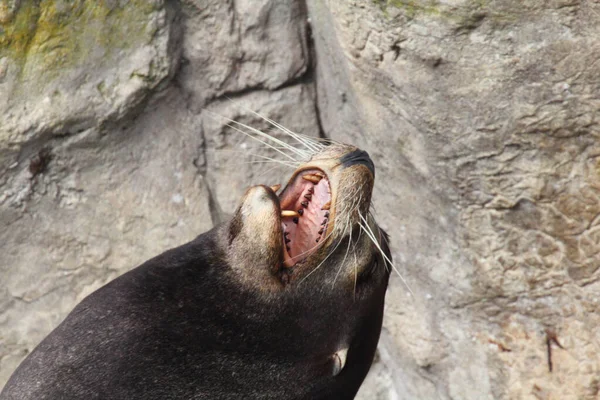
[279,169,332,267]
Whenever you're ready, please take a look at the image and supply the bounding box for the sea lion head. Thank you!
[0,124,397,400]
[227,138,392,296]
[223,136,393,394]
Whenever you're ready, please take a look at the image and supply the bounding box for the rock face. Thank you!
[308,0,600,398]
[0,0,178,159]
[1,0,599,398]
[0,0,316,389]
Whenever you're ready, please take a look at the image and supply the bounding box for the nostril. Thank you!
[340,149,375,176]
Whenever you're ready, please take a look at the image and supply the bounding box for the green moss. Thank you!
[376,0,441,19]
[0,0,41,56]
[373,0,519,27]
[0,0,161,80]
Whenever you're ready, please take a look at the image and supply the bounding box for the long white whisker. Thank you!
[246,108,338,149]
[218,110,313,159]
[353,253,358,299]
[289,227,336,261]
[236,105,324,154]
[243,154,300,166]
[376,217,391,273]
[203,109,308,161]
[254,113,322,153]
[358,213,413,295]
[215,146,305,164]
[299,230,346,285]
[225,122,301,162]
[227,119,311,160]
[300,189,364,283]
[241,160,299,167]
[332,218,352,288]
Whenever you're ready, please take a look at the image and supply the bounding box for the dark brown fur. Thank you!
[1,145,391,400]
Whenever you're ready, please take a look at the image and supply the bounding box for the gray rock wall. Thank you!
[0,0,317,389]
[1,0,599,398]
[308,0,600,398]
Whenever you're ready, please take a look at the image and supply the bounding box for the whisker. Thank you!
[298,229,346,285]
[229,102,325,154]
[216,109,313,159]
[203,109,307,162]
[240,160,294,164]
[358,213,413,295]
[353,256,358,299]
[227,122,301,162]
[255,165,286,180]
[248,110,323,154]
[228,120,311,160]
[332,218,352,288]
[217,145,304,154]
[212,149,300,169]
[328,187,365,291]
[215,147,303,163]
[289,228,336,261]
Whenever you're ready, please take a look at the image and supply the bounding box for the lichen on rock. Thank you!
[1,0,161,72]
[0,0,174,161]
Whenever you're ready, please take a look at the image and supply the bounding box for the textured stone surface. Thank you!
[307,0,600,398]
[2,0,600,398]
[0,0,315,389]
[0,0,179,164]
[178,0,309,106]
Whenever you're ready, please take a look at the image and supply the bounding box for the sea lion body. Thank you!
[1,139,392,400]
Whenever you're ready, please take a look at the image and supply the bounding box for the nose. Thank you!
[340,149,375,176]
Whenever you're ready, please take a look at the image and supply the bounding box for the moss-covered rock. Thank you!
[0,0,162,81]
[0,0,173,154]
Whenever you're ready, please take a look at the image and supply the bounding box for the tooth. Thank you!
[316,238,320,243]
[302,174,322,184]
[318,228,324,234]
[284,231,289,237]
[304,194,312,200]
[297,209,304,216]
[321,220,327,225]
[281,210,299,217]
[285,238,291,243]
[270,184,281,192]
[301,201,309,208]
[324,211,330,218]
[293,217,299,224]
[321,201,331,210]
[308,187,314,194]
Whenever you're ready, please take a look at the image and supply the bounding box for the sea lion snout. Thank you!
[224,144,384,288]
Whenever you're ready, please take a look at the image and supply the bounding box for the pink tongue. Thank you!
[294,188,321,253]
[282,177,330,264]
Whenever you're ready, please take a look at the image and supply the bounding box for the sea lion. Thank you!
[0,129,393,400]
